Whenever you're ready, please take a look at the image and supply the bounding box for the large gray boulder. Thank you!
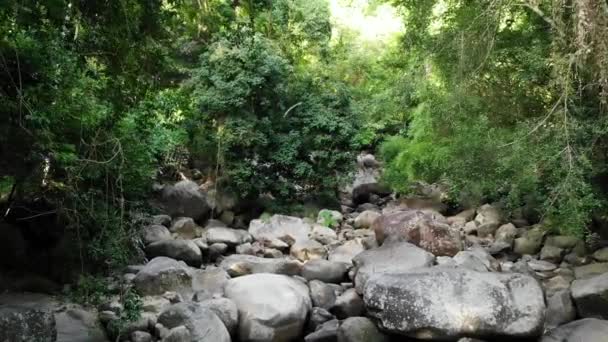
[219,254,302,277]
[249,215,312,244]
[541,318,608,342]
[0,307,56,342]
[157,302,230,342]
[224,273,312,341]
[363,268,545,340]
[571,272,608,319]
[145,240,202,267]
[133,257,193,296]
[160,180,210,220]
[352,241,434,293]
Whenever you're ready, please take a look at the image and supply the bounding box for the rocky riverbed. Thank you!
[2,155,608,342]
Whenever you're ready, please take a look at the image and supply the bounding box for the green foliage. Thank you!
[379,0,608,236]
[68,274,113,306]
[318,209,338,228]
[106,287,143,339]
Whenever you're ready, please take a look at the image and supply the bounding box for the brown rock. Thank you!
[372,210,462,256]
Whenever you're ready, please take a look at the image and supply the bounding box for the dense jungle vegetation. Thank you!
[1,0,607,274]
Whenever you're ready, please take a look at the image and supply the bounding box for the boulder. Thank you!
[372,210,462,256]
[225,273,312,342]
[305,319,339,342]
[131,331,152,342]
[352,241,435,293]
[291,239,327,262]
[249,215,312,244]
[571,272,608,319]
[133,257,193,297]
[219,254,301,277]
[0,307,56,342]
[446,208,476,226]
[540,245,564,263]
[592,247,608,262]
[310,225,338,245]
[541,318,608,342]
[495,223,517,245]
[197,298,238,336]
[337,317,388,342]
[353,210,381,229]
[513,226,545,255]
[151,214,172,227]
[545,235,581,250]
[143,225,172,245]
[301,259,348,284]
[160,180,210,220]
[206,227,252,246]
[157,302,230,342]
[331,288,363,319]
[169,217,201,240]
[545,290,576,329]
[574,262,608,279]
[309,280,337,309]
[145,240,202,267]
[163,325,190,341]
[474,204,501,226]
[363,268,545,340]
[328,239,365,264]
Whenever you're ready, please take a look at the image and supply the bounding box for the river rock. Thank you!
[170,217,201,239]
[143,225,172,245]
[197,298,238,336]
[331,288,363,319]
[151,214,172,227]
[310,225,338,245]
[291,239,327,262]
[592,247,608,262]
[301,259,348,284]
[513,226,544,255]
[495,223,517,245]
[540,245,564,263]
[0,307,56,342]
[328,239,365,264]
[160,180,210,220]
[133,257,193,296]
[206,227,252,246]
[157,302,230,342]
[338,316,388,342]
[574,262,608,279]
[352,241,434,293]
[225,273,311,341]
[145,240,202,267]
[571,272,608,319]
[545,289,576,329]
[249,215,312,244]
[541,318,608,342]
[305,319,339,342]
[309,280,337,309]
[354,210,381,229]
[363,267,545,340]
[372,210,462,256]
[219,254,302,277]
